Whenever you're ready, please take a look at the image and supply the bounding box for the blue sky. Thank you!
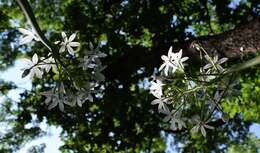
[0,60,63,153]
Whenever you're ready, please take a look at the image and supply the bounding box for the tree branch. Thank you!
[16,0,53,52]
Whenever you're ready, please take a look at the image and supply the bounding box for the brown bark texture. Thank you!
[185,17,260,58]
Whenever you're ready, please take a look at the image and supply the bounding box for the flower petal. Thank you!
[167,46,173,57]
[204,124,214,130]
[151,99,160,105]
[18,28,32,35]
[200,126,206,137]
[164,65,169,76]
[69,42,80,47]
[191,125,199,133]
[181,57,189,62]
[203,64,212,70]
[20,35,33,45]
[218,57,228,64]
[76,98,82,107]
[159,63,166,72]
[69,33,76,42]
[61,32,67,39]
[34,68,43,78]
[32,54,38,64]
[161,55,168,61]
[23,58,33,67]
[87,94,93,102]
[59,45,66,53]
[54,41,60,44]
[67,45,75,56]
[58,101,64,112]
[48,101,58,110]
[177,49,183,58]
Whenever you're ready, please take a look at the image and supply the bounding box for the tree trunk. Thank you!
[185,17,260,58]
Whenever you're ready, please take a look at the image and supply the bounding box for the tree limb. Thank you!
[16,0,53,52]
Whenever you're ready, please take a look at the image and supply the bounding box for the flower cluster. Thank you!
[150,46,231,136]
[159,47,189,76]
[21,53,56,79]
[19,28,106,111]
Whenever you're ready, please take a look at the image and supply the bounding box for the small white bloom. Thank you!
[163,110,186,131]
[150,80,164,98]
[41,55,57,73]
[159,47,177,76]
[161,107,172,122]
[171,49,189,72]
[190,115,214,137]
[170,117,186,131]
[18,28,39,45]
[159,47,189,76]
[203,55,228,72]
[93,66,106,82]
[42,90,65,112]
[22,53,43,79]
[151,98,168,113]
[57,32,80,56]
[199,68,216,82]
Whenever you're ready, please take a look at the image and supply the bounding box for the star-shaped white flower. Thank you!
[199,68,216,82]
[159,47,177,76]
[190,115,214,137]
[18,28,39,45]
[151,98,168,113]
[203,55,228,72]
[162,106,172,122]
[42,90,64,112]
[170,117,186,131]
[171,49,189,72]
[150,79,164,98]
[41,55,57,73]
[56,32,80,56]
[159,47,189,76]
[22,53,43,79]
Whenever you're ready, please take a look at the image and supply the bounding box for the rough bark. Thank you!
[184,17,260,58]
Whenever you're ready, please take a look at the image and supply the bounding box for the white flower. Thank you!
[41,55,57,73]
[74,92,93,107]
[150,80,164,98]
[151,98,168,113]
[203,55,228,72]
[170,117,186,131]
[56,32,80,56]
[42,91,64,112]
[171,49,189,72]
[22,53,43,79]
[162,107,172,122]
[162,109,186,130]
[93,66,106,82]
[159,47,189,76]
[18,28,39,45]
[199,68,216,82]
[159,46,177,76]
[190,115,214,137]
